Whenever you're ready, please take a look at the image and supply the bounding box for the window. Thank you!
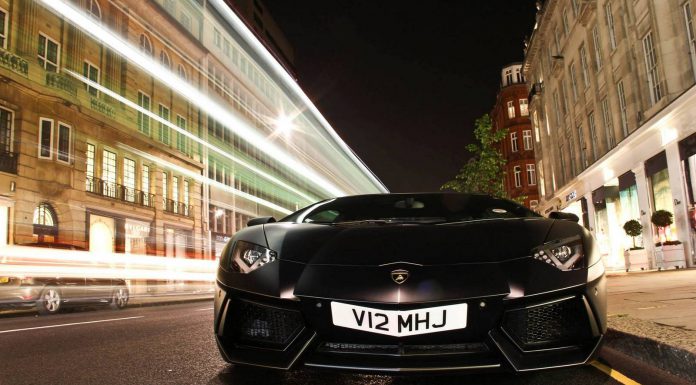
[507,100,515,119]
[533,110,540,142]
[567,133,577,176]
[504,68,513,86]
[519,99,529,116]
[124,158,135,202]
[685,2,696,79]
[643,31,662,106]
[214,28,221,48]
[82,61,100,96]
[176,115,187,154]
[514,166,522,188]
[523,130,533,150]
[589,112,598,161]
[579,45,590,88]
[142,164,150,206]
[162,171,168,208]
[57,123,70,163]
[526,164,537,185]
[139,34,152,55]
[617,80,628,137]
[87,0,101,19]
[158,104,170,145]
[592,25,603,70]
[602,99,615,149]
[0,7,7,49]
[560,78,569,115]
[38,118,53,159]
[569,62,578,101]
[177,64,187,80]
[605,2,617,50]
[511,131,519,152]
[85,143,95,191]
[159,50,170,68]
[172,176,179,213]
[183,180,190,215]
[137,91,151,135]
[577,124,587,168]
[33,203,57,241]
[552,90,561,126]
[562,8,570,35]
[224,39,231,57]
[0,106,13,153]
[558,143,566,184]
[38,34,60,72]
[180,13,192,31]
[102,149,117,197]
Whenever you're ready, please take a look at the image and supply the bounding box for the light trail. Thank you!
[39,0,351,197]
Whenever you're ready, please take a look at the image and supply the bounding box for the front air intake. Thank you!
[501,296,592,351]
[230,300,304,348]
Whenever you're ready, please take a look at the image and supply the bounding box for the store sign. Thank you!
[565,190,577,202]
[125,220,150,255]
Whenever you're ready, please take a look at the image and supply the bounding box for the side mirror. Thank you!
[246,216,276,227]
[549,211,580,222]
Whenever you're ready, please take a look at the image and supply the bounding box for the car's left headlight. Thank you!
[229,241,278,273]
[531,236,585,271]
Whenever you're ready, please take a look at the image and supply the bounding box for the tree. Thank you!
[651,210,673,246]
[441,114,509,199]
[622,219,643,249]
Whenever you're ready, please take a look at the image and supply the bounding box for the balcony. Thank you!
[45,71,77,97]
[86,176,155,208]
[0,151,18,174]
[164,198,192,217]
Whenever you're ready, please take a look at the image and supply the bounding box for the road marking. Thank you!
[0,316,144,334]
[591,360,641,385]
[196,307,213,311]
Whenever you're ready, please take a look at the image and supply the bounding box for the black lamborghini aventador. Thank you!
[213,193,606,373]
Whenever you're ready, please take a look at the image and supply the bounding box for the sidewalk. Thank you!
[604,268,696,382]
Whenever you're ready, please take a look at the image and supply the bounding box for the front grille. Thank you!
[231,300,304,348]
[501,296,592,350]
[318,342,488,356]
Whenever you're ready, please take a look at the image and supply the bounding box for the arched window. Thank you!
[33,202,58,241]
[87,0,101,20]
[139,34,152,56]
[177,64,187,80]
[160,50,170,68]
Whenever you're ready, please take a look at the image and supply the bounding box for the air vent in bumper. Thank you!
[231,300,305,348]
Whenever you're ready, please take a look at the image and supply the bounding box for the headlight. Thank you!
[229,241,277,273]
[531,236,584,271]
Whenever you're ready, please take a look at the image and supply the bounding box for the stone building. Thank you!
[0,0,385,285]
[491,63,540,209]
[524,0,696,271]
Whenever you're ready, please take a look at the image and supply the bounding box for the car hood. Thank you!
[264,218,554,266]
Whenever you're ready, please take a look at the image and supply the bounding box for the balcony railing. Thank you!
[0,151,18,174]
[164,198,192,217]
[86,176,155,208]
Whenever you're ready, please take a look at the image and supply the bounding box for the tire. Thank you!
[110,286,129,310]
[36,286,62,315]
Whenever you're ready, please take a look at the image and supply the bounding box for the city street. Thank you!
[0,301,684,385]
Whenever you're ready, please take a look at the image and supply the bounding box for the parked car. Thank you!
[213,193,606,373]
[0,242,129,315]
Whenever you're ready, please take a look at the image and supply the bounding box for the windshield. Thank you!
[281,194,539,224]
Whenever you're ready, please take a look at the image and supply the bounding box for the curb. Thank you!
[603,327,696,383]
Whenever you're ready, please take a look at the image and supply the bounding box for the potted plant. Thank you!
[650,210,684,270]
[622,219,647,271]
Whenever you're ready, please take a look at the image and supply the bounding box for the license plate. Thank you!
[0,277,9,284]
[331,301,467,337]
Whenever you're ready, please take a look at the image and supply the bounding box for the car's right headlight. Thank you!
[229,240,277,273]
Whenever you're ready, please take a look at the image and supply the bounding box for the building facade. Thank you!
[0,0,386,288]
[524,0,696,271]
[491,63,540,209]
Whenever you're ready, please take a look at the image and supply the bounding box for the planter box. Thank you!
[626,249,649,271]
[655,244,686,270]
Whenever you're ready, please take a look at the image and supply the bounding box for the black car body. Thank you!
[213,193,606,373]
[0,243,129,314]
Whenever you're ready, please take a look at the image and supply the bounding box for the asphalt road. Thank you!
[0,301,685,385]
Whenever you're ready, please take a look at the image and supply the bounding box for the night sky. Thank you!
[264,1,537,192]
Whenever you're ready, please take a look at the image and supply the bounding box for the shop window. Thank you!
[33,202,58,242]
